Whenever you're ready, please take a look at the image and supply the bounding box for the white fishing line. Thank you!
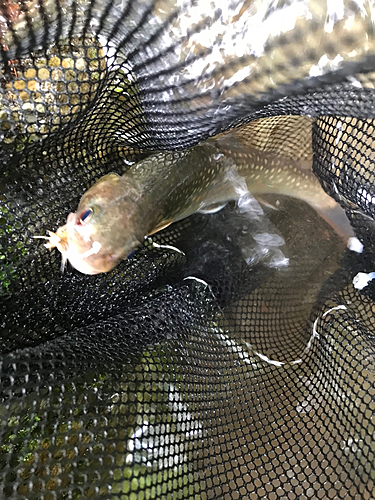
[322,305,347,317]
[183,276,210,286]
[151,241,185,255]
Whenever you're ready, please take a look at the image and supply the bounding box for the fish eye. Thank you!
[78,208,93,225]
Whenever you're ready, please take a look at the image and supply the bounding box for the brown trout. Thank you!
[36,135,352,274]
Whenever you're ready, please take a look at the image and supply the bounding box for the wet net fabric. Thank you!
[0,1,374,499]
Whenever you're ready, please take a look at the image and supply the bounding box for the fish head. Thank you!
[45,173,142,274]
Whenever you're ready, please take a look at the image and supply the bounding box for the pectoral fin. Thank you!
[148,220,173,235]
[197,202,227,214]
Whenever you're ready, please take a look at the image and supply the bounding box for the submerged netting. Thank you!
[0,1,374,499]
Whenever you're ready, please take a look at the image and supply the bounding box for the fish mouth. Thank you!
[35,223,106,274]
[44,225,69,254]
[34,225,69,252]
[34,223,71,272]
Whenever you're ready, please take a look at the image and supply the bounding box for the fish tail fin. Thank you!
[313,202,354,241]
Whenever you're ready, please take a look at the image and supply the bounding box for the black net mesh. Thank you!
[1,1,375,499]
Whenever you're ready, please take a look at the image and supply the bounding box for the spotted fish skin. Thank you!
[216,134,337,211]
[127,143,231,230]
[42,136,346,275]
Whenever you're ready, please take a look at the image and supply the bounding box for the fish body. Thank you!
[39,135,350,274]
[43,143,232,274]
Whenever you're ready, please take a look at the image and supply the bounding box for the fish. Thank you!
[34,131,353,275]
